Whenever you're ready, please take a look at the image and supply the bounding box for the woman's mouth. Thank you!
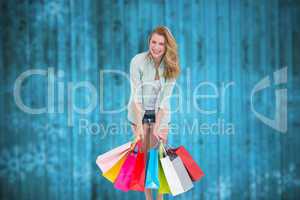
[152,49,161,55]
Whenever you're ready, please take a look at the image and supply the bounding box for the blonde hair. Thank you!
[147,26,180,80]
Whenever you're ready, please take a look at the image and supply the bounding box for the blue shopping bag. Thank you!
[145,148,160,189]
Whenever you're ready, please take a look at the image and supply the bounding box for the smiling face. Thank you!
[149,33,166,61]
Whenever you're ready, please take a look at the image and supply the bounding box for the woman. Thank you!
[127,26,180,200]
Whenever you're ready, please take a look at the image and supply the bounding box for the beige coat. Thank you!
[127,51,176,129]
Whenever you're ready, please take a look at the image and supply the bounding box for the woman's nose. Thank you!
[154,45,160,49]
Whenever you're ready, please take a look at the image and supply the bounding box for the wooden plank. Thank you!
[0,0,299,199]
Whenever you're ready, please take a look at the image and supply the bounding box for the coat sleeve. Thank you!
[158,77,176,111]
[129,56,143,104]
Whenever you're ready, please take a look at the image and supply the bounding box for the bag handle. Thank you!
[129,135,141,151]
[159,139,168,157]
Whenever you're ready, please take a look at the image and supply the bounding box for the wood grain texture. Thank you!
[0,0,299,199]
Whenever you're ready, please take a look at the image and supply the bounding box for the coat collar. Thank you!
[146,51,166,84]
[146,51,165,70]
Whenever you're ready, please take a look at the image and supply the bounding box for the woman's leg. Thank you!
[143,123,153,200]
[131,123,153,200]
[131,122,169,200]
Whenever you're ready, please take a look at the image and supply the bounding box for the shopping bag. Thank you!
[102,151,129,183]
[145,148,160,189]
[158,143,171,194]
[96,141,132,173]
[114,141,141,191]
[129,145,146,191]
[173,146,205,181]
[160,143,193,196]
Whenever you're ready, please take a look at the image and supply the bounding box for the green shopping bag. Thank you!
[158,142,171,194]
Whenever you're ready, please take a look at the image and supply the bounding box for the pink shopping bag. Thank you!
[114,142,141,192]
[96,141,132,173]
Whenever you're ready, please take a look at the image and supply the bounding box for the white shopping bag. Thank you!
[159,143,193,196]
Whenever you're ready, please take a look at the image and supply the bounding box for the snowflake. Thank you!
[250,181,256,192]
[57,162,93,195]
[70,15,91,32]
[0,146,27,183]
[35,1,67,28]
[206,176,232,199]
[73,163,92,186]
[36,122,68,142]
[250,163,300,197]
[273,170,281,179]
[0,141,62,184]
[289,163,295,173]
[26,142,60,177]
[5,113,29,132]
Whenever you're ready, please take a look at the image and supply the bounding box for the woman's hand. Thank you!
[136,123,144,141]
[152,122,161,141]
[132,101,144,141]
[153,108,165,141]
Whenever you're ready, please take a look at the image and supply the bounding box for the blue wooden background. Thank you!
[0,0,299,199]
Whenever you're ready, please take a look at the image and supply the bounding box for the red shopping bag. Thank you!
[172,146,205,181]
[128,148,146,191]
